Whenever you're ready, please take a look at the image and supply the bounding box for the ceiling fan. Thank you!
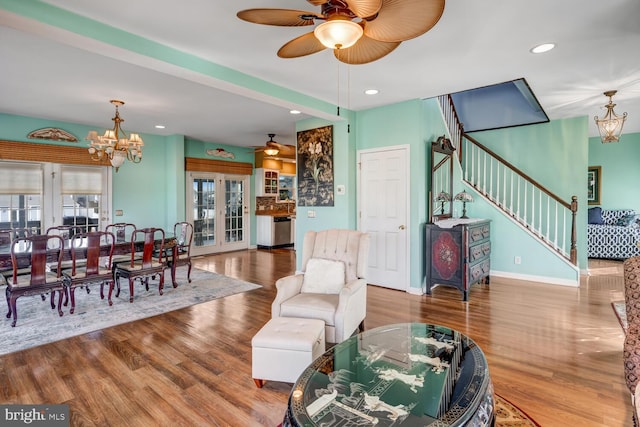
[237,0,445,65]
[253,134,296,157]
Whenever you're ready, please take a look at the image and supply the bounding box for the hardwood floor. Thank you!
[0,250,630,426]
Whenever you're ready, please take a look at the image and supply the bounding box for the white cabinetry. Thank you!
[255,168,279,197]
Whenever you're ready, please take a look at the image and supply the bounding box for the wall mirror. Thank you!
[431,136,455,222]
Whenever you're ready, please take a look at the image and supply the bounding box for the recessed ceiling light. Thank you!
[290,110,301,115]
[364,89,379,95]
[530,43,555,54]
[155,125,166,129]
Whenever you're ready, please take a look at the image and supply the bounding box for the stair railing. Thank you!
[438,95,463,155]
[462,134,577,264]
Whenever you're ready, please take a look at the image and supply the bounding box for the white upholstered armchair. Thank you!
[271,229,370,344]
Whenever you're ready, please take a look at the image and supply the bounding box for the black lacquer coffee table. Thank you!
[283,323,494,426]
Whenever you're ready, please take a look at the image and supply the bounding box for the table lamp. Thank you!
[434,191,451,214]
[454,190,474,218]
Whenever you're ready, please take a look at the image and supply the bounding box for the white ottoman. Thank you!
[252,317,325,388]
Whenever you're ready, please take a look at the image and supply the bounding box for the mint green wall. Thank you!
[588,132,640,211]
[467,116,588,275]
[294,116,354,268]
[0,112,181,231]
[355,98,448,290]
[184,137,257,244]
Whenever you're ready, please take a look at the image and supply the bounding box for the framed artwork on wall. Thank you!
[588,166,601,205]
[297,125,334,206]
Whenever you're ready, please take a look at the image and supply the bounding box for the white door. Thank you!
[358,146,409,291]
[186,172,249,255]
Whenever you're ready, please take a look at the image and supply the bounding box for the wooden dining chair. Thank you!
[105,223,138,264]
[113,228,167,303]
[45,225,84,243]
[0,228,33,281]
[167,222,193,286]
[105,223,136,243]
[4,234,66,327]
[62,231,115,313]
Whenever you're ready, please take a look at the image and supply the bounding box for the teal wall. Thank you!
[0,112,180,230]
[588,132,640,211]
[467,116,588,277]
[356,99,431,290]
[294,115,354,268]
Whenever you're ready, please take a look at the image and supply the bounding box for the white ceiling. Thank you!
[1,1,639,149]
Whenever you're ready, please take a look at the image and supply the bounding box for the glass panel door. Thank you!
[187,172,249,255]
[220,175,248,252]
[192,176,216,252]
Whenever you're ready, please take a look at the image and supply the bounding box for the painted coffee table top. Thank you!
[284,323,493,426]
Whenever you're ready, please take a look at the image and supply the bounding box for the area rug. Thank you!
[0,267,261,356]
[495,394,541,427]
[612,300,627,332]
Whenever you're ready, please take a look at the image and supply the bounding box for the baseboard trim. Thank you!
[491,270,579,287]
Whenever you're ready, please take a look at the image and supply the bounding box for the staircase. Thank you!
[438,95,578,265]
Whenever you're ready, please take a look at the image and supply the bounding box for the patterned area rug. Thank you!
[495,394,541,427]
[0,267,261,356]
[612,300,627,332]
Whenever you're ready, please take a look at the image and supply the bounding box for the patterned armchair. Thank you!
[623,256,640,426]
[588,209,640,259]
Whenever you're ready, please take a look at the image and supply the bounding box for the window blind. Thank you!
[0,162,43,194]
[61,166,103,194]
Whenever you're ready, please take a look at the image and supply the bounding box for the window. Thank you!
[0,161,109,233]
[0,162,43,233]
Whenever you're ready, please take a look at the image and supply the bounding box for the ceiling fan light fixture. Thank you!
[264,148,279,156]
[314,19,363,50]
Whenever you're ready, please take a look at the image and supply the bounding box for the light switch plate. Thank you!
[336,184,346,195]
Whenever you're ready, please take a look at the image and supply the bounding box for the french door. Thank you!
[0,161,110,234]
[186,172,249,256]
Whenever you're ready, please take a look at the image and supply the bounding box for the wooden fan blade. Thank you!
[237,9,319,27]
[344,0,382,18]
[363,0,445,42]
[334,35,400,64]
[278,32,327,58]
[307,0,328,5]
[274,143,296,155]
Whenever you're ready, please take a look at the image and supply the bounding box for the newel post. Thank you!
[570,195,578,265]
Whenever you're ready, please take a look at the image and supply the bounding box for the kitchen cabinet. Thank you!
[425,219,491,301]
[255,168,279,197]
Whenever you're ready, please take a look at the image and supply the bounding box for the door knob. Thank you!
[399,225,406,230]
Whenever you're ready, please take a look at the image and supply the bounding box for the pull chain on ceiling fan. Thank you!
[237,0,445,64]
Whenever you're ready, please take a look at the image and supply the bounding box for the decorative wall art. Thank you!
[297,125,334,206]
[588,166,601,205]
[27,127,78,142]
[206,147,235,159]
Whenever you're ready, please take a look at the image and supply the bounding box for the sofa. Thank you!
[588,208,640,259]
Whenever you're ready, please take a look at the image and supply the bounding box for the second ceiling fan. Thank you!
[237,0,445,65]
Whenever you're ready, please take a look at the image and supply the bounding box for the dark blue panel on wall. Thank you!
[450,78,549,132]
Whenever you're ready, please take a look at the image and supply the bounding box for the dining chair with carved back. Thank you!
[0,228,33,281]
[167,222,193,286]
[3,234,66,327]
[113,227,167,303]
[62,231,115,313]
[105,223,138,265]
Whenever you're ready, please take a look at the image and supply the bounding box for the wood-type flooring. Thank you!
[0,251,630,426]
